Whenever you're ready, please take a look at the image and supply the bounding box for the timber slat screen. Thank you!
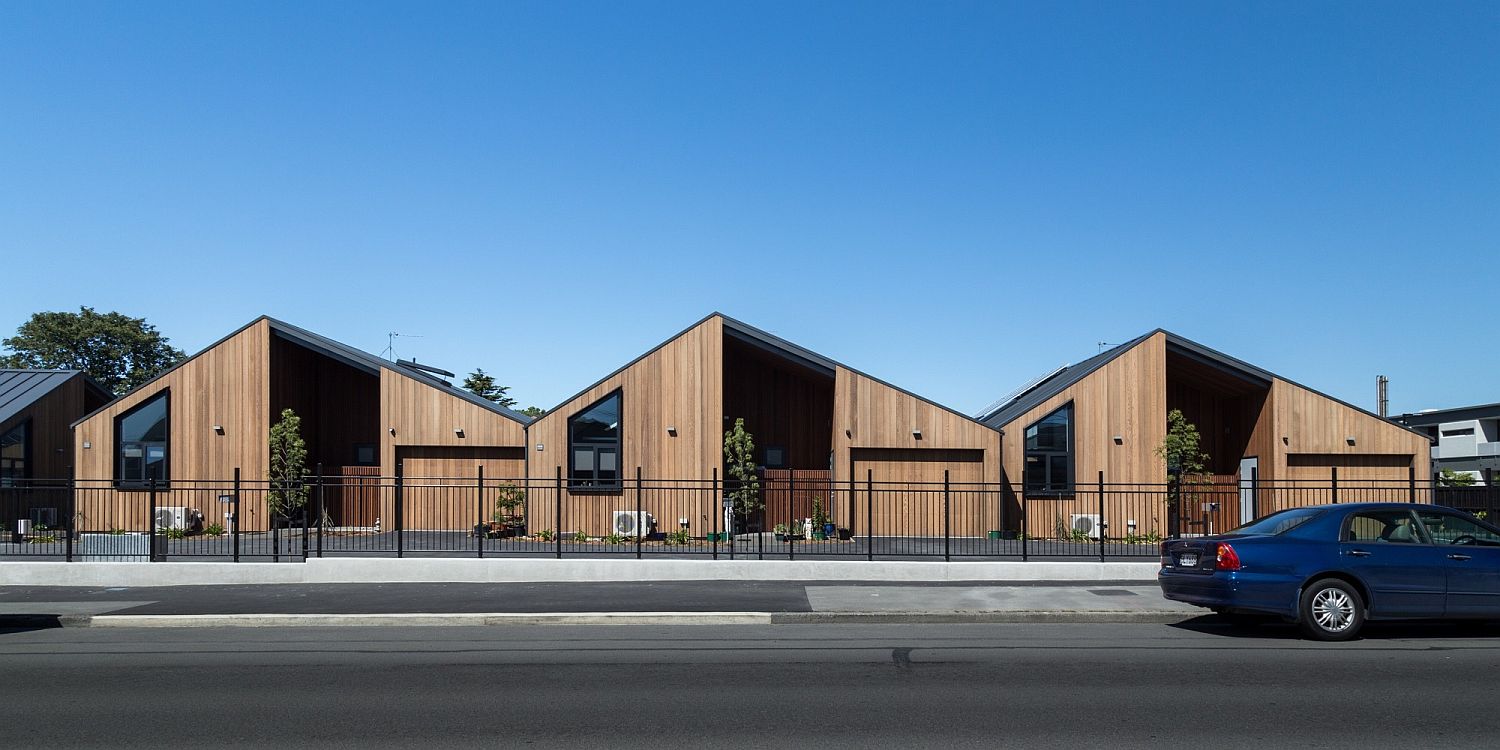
[2,471,1494,562]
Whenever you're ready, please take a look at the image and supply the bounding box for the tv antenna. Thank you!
[380,332,424,362]
[1097,341,1112,354]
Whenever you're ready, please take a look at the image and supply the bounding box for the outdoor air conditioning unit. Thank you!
[154,506,188,531]
[1070,514,1103,540]
[30,507,57,527]
[611,510,655,539]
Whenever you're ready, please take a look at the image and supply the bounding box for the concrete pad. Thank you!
[88,612,775,628]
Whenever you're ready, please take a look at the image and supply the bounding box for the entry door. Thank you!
[1238,457,1258,525]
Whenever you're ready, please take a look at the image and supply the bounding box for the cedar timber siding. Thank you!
[1,374,108,482]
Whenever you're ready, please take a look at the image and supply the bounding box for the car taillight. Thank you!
[1160,542,1171,567]
[1215,543,1241,571]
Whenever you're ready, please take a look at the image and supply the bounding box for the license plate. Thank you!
[1178,553,1198,567]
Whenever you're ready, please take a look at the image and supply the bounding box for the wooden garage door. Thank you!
[852,448,988,537]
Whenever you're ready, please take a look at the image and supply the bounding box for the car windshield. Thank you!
[1227,507,1325,536]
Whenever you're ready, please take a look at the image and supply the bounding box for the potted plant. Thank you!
[773,522,789,542]
[492,483,527,538]
[811,497,831,540]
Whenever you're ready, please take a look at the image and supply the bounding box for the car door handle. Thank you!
[1448,553,1472,561]
[1346,550,1372,557]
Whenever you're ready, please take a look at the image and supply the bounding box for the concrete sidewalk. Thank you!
[0,580,1200,627]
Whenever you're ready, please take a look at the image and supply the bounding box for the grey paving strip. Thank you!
[803,584,1196,614]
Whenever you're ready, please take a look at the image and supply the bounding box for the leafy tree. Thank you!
[462,368,518,408]
[1439,468,1477,487]
[520,406,546,419]
[267,409,309,519]
[1155,409,1211,479]
[0,307,185,394]
[724,418,761,521]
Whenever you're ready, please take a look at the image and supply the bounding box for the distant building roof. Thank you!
[1392,402,1500,427]
[0,370,110,427]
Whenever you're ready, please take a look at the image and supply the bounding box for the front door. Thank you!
[1238,457,1258,525]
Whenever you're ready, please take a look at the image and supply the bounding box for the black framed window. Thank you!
[1024,402,1073,494]
[116,391,169,486]
[0,420,28,487]
[569,391,621,489]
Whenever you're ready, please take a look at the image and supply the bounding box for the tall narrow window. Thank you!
[0,420,27,487]
[117,392,169,485]
[1024,402,1073,493]
[569,391,621,489]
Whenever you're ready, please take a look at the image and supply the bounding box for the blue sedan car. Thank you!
[1158,502,1500,640]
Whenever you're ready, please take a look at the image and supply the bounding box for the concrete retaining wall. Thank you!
[0,558,1160,587]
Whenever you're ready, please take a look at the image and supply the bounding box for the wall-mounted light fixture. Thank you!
[213,424,224,435]
[388,427,396,436]
[82,441,91,450]
[666,426,677,437]
[1282,436,1289,445]
[535,443,545,452]
[1346,436,1356,446]
[912,428,923,439]
[455,428,465,438]
[845,429,852,438]
[1113,435,1123,445]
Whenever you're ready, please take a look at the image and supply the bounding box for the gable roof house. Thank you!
[1,370,112,486]
[70,317,530,532]
[525,313,1003,538]
[979,329,1432,534]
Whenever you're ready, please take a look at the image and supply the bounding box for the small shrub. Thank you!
[573,530,590,543]
[664,528,691,545]
[205,523,225,536]
[534,528,554,542]
[603,533,627,544]
[108,527,126,535]
[773,523,789,536]
[161,526,186,540]
[811,496,830,531]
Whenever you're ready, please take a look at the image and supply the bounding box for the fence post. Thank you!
[232,468,241,563]
[554,466,563,559]
[272,477,280,564]
[477,465,485,559]
[943,469,951,563]
[1098,470,1106,563]
[65,468,75,563]
[1021,481,1028,562]
[301,473,310,560]
[866,469,874,562]
[316,463,325,559]
[148,478,159,562]
[787,471,795,561]
[1409,464,1417,504]
[635,466,643,560]
[395,460,404,559]
[711,468,719,561]
[1167,474,1179,538]
[848,454,856,537]
[1251,466,1259,520]
[1331,466,1338,505]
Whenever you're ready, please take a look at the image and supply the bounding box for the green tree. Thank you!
[462,368,518,408]
[520,406,546,419]
[1439,468,1477,487]
[1155,409,1211,479]
[0,307,185,394]
[724,418,761,521]
[267,408,309,519]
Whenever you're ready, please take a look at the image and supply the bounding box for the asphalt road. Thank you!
[4,620,1499,749]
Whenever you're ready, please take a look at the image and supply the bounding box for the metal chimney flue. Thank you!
[1377,375,1389,418]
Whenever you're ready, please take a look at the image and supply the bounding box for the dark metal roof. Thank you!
[72,317,532,427]
[980,329,1428,441]
[1392,402,1500,427]
[0,370,108,427]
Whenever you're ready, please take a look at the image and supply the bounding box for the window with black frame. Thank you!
[569,391,621,489]
[0,420,27,487]
[1024,402,1073,494]
[117,392,169,485]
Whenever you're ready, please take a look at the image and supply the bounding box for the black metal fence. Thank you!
[2,468,1496,562]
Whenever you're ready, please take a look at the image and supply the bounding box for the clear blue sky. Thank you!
[3,1,1495,416]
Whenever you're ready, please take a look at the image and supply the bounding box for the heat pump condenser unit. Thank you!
[155,506,188,530]
[611,510,654,539]
[1069,514,1102,540]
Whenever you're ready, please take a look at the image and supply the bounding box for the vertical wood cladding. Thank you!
[269,336,380,470]
[722,336,834,471]
[1,375,108,481]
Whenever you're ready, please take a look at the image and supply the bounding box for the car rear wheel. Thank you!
[1299,579,1365,641]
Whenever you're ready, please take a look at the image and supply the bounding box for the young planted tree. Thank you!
[1,307,185,394]
[461,368,518,408]
[723,418,761,530]
[1155,409,1211,480]
[1439,468,1478,488]
[267,409,309,521]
